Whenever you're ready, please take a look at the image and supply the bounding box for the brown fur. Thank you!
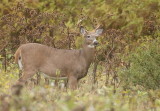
[14,27,103,89]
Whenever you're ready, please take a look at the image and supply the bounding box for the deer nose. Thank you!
[93,41,99,46]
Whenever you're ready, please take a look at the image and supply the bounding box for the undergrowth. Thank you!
[0,65,160,111]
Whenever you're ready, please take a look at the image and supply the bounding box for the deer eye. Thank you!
[86,35,90,38]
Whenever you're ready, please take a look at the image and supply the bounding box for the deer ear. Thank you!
[80,26,86,35]
[95,29,103,36]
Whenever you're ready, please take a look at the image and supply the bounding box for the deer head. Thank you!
[80,26,103,48]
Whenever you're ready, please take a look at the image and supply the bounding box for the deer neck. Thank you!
[81,44,95,66]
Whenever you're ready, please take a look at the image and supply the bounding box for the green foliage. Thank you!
[119,38,160,90]
[0,64,18,93]
[1,81,160,111]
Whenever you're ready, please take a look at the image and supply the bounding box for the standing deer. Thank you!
[14,26,103,89]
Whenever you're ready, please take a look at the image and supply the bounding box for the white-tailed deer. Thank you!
[14,26,103,89]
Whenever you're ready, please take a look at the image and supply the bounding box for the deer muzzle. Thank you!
[93,40,99,46]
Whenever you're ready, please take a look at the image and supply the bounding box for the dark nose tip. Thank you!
[93,41,99,46]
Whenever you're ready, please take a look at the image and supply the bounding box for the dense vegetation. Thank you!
[0,0,160,111]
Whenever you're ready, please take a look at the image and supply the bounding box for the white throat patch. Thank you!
[88,45,95,48]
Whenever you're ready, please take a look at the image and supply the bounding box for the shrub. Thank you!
[119,38,160,90]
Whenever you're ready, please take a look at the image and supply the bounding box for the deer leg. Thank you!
[64,79,68,88]
[45,78,50,85]
[68,76,78,89]
[36,72,41,85]
[11,70,35,95]
[16,70,36,86]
